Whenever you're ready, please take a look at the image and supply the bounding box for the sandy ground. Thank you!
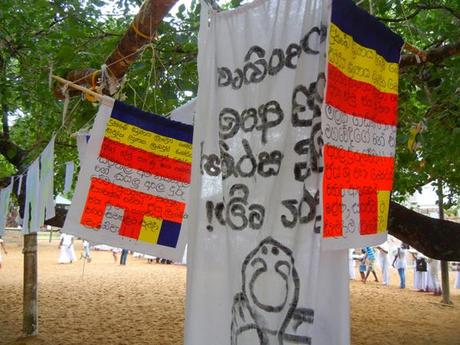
[0,240,459,345]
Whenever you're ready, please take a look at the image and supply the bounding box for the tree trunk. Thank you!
[23,233,38,337]
[437,180,452,304]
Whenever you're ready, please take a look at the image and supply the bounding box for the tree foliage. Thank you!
[0,0,459,211]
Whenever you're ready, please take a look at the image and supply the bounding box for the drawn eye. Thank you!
[261,246,268,254]
[275,261,291,279]
[251,258,267,271]
[271,246,279,255]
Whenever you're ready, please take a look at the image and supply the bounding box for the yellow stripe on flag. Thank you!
[138,216,163,244]
[105,118,193,164]
[328,24,399,94]
[377,190,390,233]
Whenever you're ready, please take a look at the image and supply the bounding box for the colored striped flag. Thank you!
[321,0,404,249]
[63,98,193,260]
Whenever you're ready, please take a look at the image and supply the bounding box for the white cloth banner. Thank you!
[76,132,90,163]
[39,136,55,223]
[23,159,40,233]
[17,174,23,195]
[177,97,349,345]
[0,179,13,236]
[64,161,74,194]
[185,1,328,344]
[171,98,196,125]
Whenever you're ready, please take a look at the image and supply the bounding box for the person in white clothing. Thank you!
[348,248,356,280]
[412,252,428,292]
[0,237,8,269]
[453,262,460,289]
[81,240,91,263]
[427,258,442,295]
[392,243,408,288]
[376,243,389,285]
[58,233,76,264]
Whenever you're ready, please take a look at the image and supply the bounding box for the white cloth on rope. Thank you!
[0,179,13,236]
[76,132,90,163]
[23,159,40,234]
[39,136,56,223]
[64,161,75,194]
[185,1,328,344]
[16,174,23,195]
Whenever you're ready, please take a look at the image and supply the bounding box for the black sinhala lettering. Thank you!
[216,26,321,89]
[293,139,311,182]
[256,100,284,144]
[243,46,268,84]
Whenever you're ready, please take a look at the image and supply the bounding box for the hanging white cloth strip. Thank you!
[185,1,326,344]
[16,174,23,195]
[23,159,40,233]
[170,98,196,125]
[76,132,91,163]
[39,136,56,223]
[64,161,75,194]
[0,179,13,236]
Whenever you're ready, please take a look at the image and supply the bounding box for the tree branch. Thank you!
[54,0,178,98]
[377,3,460,23]
[400,40,460,68]
[388,202,460,261]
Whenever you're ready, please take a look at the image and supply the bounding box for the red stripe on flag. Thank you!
[80,177,185,239]
[323,145,394,237]
[326,63,398,126]
[100,137,191,183]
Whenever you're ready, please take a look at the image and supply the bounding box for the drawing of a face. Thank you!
[241,237,299,334]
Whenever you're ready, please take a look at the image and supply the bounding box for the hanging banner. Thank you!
[185,0,326,344]
[39,136,56,223]
[0,179,13,236]
[23,159,40,233]
[63,98,193,261]
[321,0,404,250]
[64,161,74,194]
[175,98,350,345]
[17,174,23,195]
[76,132,90,163]
[170,98,196,125]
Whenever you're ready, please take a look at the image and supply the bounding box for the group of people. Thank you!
[349,241,460,294]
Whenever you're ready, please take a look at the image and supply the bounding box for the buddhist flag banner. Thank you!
[321,0,404,250]
[0,179,13,236]
[63,97,193,261]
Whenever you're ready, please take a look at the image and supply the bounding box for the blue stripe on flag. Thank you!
[111,101,194,144]
[157,220,181,248]
[331,0,404,64]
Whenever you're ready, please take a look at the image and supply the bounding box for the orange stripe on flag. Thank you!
[100,137,191,183]
[80,178,185,240]
[326,64,398,126]
[323,145,394,237]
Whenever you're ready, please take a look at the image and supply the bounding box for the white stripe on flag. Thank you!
[323,105,397,157]
[90,156,189,203]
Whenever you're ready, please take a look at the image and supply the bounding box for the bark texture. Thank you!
[388,201,460,261]
[54,0,178,98]
[400,40,460,68]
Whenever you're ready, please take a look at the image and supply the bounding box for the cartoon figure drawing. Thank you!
[231,237,314,345]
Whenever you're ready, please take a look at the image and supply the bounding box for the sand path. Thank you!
[1,241,459,345]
